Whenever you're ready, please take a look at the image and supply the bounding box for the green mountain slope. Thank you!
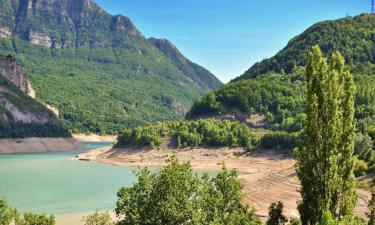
[237,14,374,80]
[0,0,221,134]
[188,14,375,122]
[0,56,69,138]
[148,37,222,90]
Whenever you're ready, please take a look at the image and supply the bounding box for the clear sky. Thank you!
[94,0,370,83]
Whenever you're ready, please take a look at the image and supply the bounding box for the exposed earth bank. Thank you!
[0,138,86,153]
[76,146,370,220]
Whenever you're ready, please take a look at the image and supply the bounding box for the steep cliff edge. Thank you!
[0,55,35,97]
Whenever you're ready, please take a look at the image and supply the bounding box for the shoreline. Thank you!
[73,134,117,142]
[0,138,86,153]
[76,146,371,220]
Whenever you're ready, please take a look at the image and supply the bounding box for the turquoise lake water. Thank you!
[0,142,138,215]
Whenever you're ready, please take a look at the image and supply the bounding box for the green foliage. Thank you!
[116,119,257,150]
[266,202,288,225]
[0,0,221,134]
[15,213,55,225]
[0,198,15,225]
[354,133,375,172]
[260,131,300,150]
[115,156,261,225]
[187,71,305,123]
[296,46,357,224]
[82,211,114,225]
[239,14,374,80]
[0,198,54,225]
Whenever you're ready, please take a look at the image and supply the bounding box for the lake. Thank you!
[0,142,138,215]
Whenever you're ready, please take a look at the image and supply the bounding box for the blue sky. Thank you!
[94,0,370,83]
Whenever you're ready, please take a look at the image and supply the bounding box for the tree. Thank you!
[0,198,15,225]
[115,156,260,225]
[14,212,55,225]
[82,211,114,225]
[296,46,357,224]
[266,202,288,225]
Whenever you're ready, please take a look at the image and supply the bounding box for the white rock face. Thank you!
[1,99,50,124]
[0,56,34,96]
[0,27,11,38]
[28,30,52,48]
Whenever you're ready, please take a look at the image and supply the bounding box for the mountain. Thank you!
[0,55,69,138]
[188,14,375,123]
[237,14,374,80]
[0,0,221,134]
[148,37,222,90]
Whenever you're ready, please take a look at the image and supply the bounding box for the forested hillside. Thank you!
[187,14,375,174]
[237,14,374,80]
[0,0,221,134]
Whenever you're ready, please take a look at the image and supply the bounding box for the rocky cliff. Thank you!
[0,55,35,97]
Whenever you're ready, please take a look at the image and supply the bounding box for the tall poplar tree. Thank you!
[296,46,357,225]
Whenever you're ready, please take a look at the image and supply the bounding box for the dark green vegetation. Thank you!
[0,198,55,225]
[238,14,374,80]
[115,156,261,225]
[117,118,257,150]
[266,202,288,225]
[296,47,357,224]
[188,14,375,177]
[0,0,221,134]
[0,75,69,138]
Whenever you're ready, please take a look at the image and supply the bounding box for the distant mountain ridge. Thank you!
[237,14,374,81]
[0,0,221,134]
[148,37,221,90]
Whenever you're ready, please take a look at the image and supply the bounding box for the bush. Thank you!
[116,119,257,150]
[82,211,113,225]
[261,131,300,150]
[354,160,369,177]
[266,202,288,225]
[115,156,261,225]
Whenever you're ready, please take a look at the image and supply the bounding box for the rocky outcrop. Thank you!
[0,27,11,38]
[28,30,52,48]
[0,55,34,96]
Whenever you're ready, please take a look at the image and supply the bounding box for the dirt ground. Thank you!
[75,146,370,221]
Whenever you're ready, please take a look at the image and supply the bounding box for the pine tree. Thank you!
[296,46,357,224]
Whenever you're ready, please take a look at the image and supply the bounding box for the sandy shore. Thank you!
[55,211,116,225]
[0,138,86,153]
[76,146,371,220]
[73,134,117,142]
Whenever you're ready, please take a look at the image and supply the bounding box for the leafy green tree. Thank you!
[266,202,288,225]
[0,198,15,225]
[82,211,114,225]
[14,212,55,225]
[296,46,357,224]
[115,156,260,225]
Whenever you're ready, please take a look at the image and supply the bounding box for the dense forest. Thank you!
[117,118,257,150]
[0,0,221,134]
